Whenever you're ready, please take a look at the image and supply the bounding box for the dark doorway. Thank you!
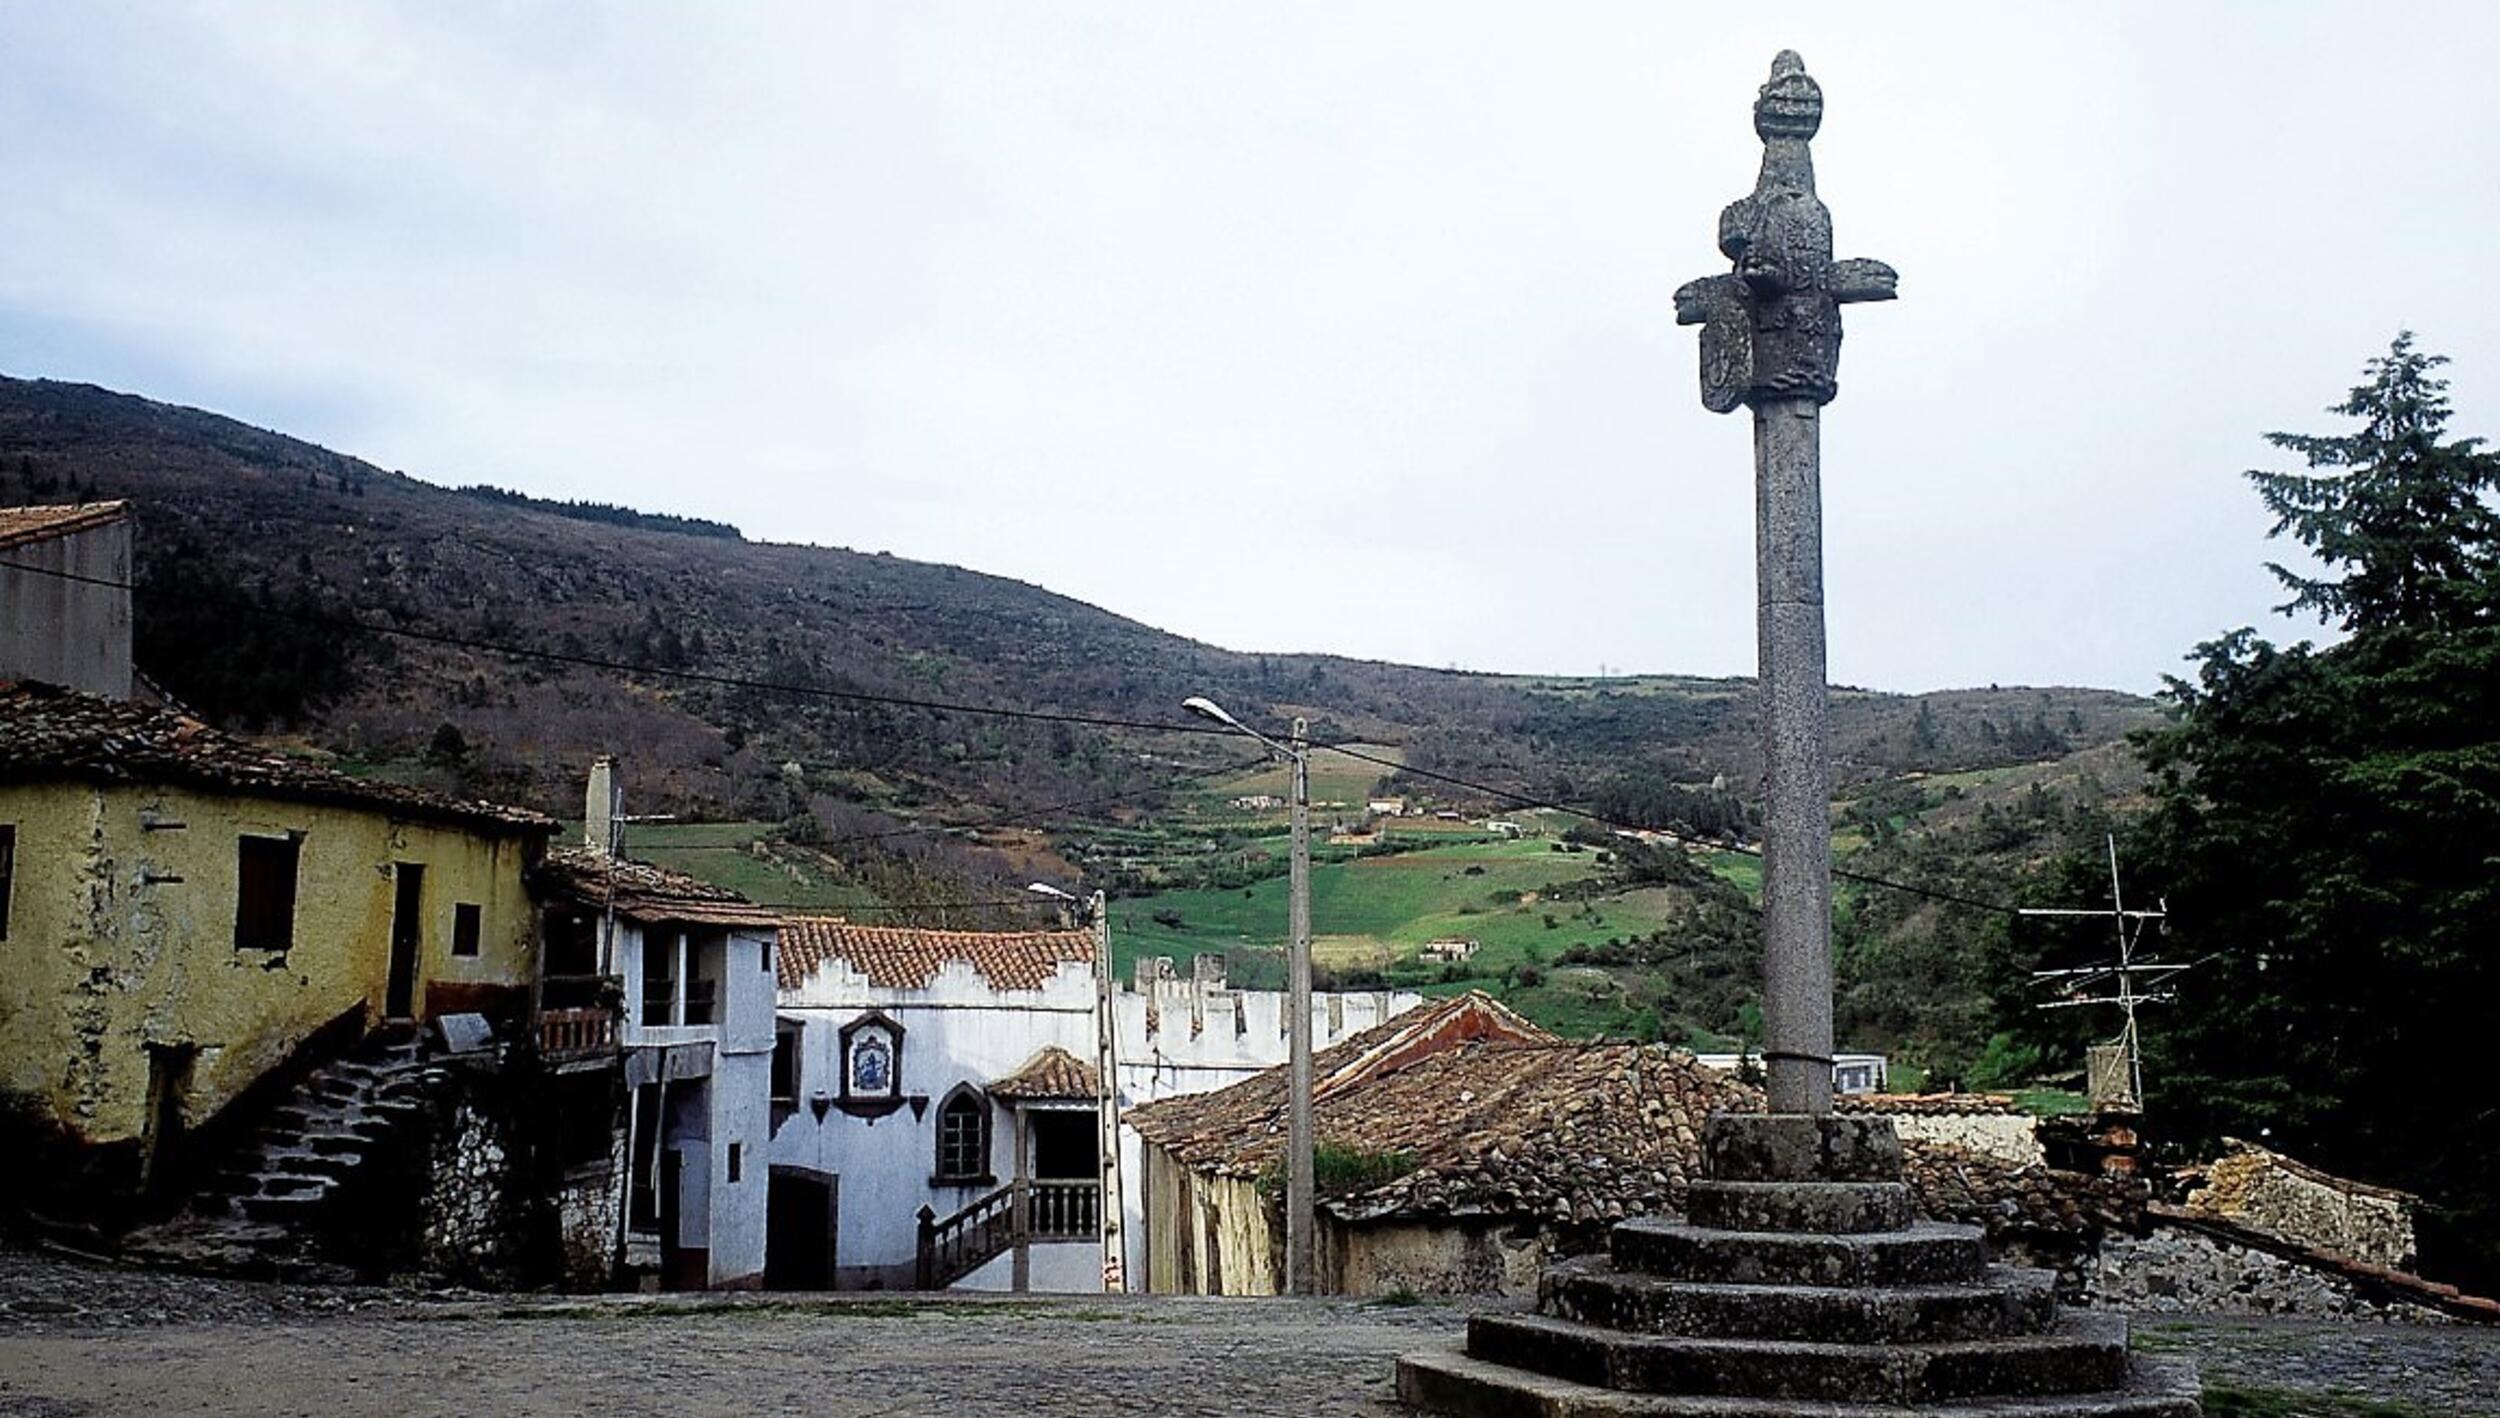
[659,1146,686,1289]
[1028,1110,1098,1180]
[765,1167,839,1290]
[139,1042,197,1197]
[387,863,424,1019]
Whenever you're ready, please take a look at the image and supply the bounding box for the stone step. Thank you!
[1685,1180,1915,1235]
[252,1172,337,1198]
[260,1149,361,1181]
[1540,1257,2058,1344]
[1702,1115,1903,1185]
[1396,1345,2201,1418]
[1610,1219,1987,1288]
[237,1190,330,1224]
[1467,1311,2131,1405]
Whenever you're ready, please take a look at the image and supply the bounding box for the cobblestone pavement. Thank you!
[3,1245,2498,1416]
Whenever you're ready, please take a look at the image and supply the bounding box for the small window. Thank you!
[761,937,774,974]
[451,903,482,958]
[727,1141,743,1185]
[641,933,677,1027]
[771,1025,801,1105]
[0,824,14,942]
[234,834,300,951]
[936,1088,989,1181]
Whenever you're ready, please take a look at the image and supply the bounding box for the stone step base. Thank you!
[1468,1311,2131,1405]
[1702,1114,1903,1185]
[1541,1257,2058,1344]
[1610,1218,1987,1287]
[1685,1181,1915,1235]
[1396,1344,2201,1418]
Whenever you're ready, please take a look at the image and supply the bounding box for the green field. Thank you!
[592,819,880,914]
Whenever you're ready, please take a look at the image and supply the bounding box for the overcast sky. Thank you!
[5,3,2497,695]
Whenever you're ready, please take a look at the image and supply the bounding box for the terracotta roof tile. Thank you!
[991,1045,1101,1101]
[536,845,780,928]
[1839,1092,2020,1116]
[0,500,126,552]
[0,678,552,833]
[777,917,1092,992]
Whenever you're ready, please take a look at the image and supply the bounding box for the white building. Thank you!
[769,926,1420,1291]
[539,761,780,1290]
[1691,1050,1890,1096]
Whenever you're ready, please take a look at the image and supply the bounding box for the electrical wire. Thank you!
[1,555,2030,916]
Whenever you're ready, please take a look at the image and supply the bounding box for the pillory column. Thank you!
[1675,51,1895,1114]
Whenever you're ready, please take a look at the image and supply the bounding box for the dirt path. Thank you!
[3,1246,2496,1416]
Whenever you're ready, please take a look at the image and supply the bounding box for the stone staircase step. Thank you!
[1540,1257,2059,1344]
[1396,1344,2200,1418]
[1685,1181,1915,1235]
[260,1149,361,1181]
[1610,1219,1987,1288]
[1467,1311,2132,1405]
[252,1172,337,1198]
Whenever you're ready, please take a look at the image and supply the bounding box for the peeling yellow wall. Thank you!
[0,780,541,1147]
[1140,1145,1279,1296]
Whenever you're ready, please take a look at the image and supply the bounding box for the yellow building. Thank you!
[0,679,554,1206]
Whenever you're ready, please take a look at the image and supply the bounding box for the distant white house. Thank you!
[1228,793,1282,811]
[1366,798,1407,818]
[1483,820,1523,838]
[1418,938,1480,964]
[769,931,1421,1291]
[1691,1051,1889,1096]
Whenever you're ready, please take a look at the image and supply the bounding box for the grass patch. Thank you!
[2013,1088,2091,1117]
[2200,1383,2454,1418]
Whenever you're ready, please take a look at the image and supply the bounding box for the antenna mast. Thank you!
[2019,835,2188,1110]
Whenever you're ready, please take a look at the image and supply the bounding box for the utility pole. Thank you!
[1181,695,1317,1295]
[1088,889,1127,1293]
[2021,835,2188,1110]
[1285,714,1314,1296]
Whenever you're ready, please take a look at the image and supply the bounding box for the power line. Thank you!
[0,557,1235,739]
[1320,743,2024,916]
[4,555,2027,917]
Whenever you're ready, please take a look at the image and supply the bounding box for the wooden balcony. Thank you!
[916,1179,1102,1288]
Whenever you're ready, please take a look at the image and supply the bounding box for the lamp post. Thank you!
[1029,881,1125,1293]
[1182,695,1314,1296]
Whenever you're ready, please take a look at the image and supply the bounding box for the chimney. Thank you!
[585,755,618,856]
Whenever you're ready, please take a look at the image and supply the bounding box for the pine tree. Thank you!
[2250,331,2500,632]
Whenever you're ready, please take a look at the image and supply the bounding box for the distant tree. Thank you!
[2101,335,2500,1291]
[2249,331,2500,632]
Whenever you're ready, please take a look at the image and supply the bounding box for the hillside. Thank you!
[0,375,2156,903]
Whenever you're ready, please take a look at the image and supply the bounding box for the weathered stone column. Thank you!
[1754,397,1834,1113]
[1675,50,1894,1117]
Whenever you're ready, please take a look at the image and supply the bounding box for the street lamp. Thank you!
[1183,694,1315,1296]
[1029,881,1126,1294]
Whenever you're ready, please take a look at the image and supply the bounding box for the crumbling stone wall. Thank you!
[1324,1215,1549,1297]
[2091,1220,2446,1322]
[2187,1142,2415,1271]
[1888,1111,2043,1170]
[422,1095,523,1282]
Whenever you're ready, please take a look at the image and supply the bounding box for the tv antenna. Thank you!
[2019,835,2187,1111]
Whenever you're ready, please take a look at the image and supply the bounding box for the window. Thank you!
[234,834,300,951]
[0,824,14,942]
[641,933,677,1027]
[727,1142,743,1185]
[936,1088,990,1182]
[771,1024,801,1105]
[451,902,482,957]
[760,937,774,974]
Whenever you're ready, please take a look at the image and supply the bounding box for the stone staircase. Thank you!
[1397,1114,2200,1417]
[122,1035,438,1280]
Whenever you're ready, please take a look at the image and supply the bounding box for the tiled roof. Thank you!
[0,678,552,833]
[1126,993,1762,1229]
[0,500,126,552]
[536,845,781,928]
[991,1045,1101,1101]
[776,917,1093,993]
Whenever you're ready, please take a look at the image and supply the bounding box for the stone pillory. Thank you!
[1395,55,2200,1415]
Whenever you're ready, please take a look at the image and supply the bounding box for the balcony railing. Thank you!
[537,1007,617,1058]
[916,1179,1102,1288]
